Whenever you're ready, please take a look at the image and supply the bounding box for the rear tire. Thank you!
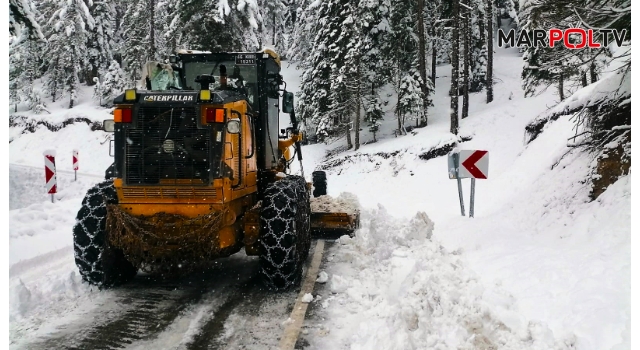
[312,171,327,197]
[73,181,137,288]
[259,176,311,290]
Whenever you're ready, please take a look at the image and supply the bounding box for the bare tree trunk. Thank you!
[558,72,564,101]
[581,72,588,87]
[417,0,428,126]
[346,107,353,149]
[486,0,494,103]
[150,0,156,60]
[590,62,598,83]
[69,86,74,109]
[355,68,361,150]
[431,25,437,86]
[396,65,404,135]
[450,0,460,134]
[479,2,485,46]
[462,3,470,119]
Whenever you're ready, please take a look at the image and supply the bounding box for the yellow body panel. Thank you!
[111,99,260,263]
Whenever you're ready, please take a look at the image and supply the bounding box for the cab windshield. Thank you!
[183,61,258,105]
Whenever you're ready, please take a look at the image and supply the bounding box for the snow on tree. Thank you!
[94,60,127,106]
[496,0,519,30]
[327,0,363,148]
[9,20,46,113]
[395,70,424,133]
[297,0,343,142]
[469,0,487,92]
[286,0,317,61]
[121,0,157,85]
[364,95,383,141]
[10,0,45,42]
[258,0,287,53]
[85,0,118,85]
[388,0,431,133]
[44,0,95,108]
[171,0,261,53]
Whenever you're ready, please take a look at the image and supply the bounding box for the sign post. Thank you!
[44,150,57,203]
[470,178,476,218]
[448,150,489,218]
[450,153,466,216]
[73,149,79,181]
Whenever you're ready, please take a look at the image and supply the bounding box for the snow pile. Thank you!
[302,293,314,303]
[309,207,575,349]
[9,267,91,322]
[310,192,360,214]
[316,271,328,283]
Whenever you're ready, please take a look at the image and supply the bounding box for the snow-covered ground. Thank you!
[9,49,630,349]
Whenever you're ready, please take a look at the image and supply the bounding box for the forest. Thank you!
[9,0,631,152]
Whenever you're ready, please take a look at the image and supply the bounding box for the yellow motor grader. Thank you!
[73,49,359,290]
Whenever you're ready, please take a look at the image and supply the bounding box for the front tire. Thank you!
[73,181,137,288]
[259,176,311,290]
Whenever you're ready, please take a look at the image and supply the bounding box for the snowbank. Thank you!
[310,192,360,214]
[308,207,575,350]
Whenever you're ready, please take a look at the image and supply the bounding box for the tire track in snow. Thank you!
[18,255,261,350]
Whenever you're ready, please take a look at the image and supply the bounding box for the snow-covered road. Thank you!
[9,165,298,350]
[9,51,629,349]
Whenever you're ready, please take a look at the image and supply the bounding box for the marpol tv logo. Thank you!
[498,28,627,49]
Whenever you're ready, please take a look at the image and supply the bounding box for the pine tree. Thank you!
[46,0,94,108]
[496,0,519,30]
[327,0,362,148]
[9,24,45,112]
[95,60,127,106]
[287,0,316,61]
[10,0,45,42]
[396,69,424,133]
[297,0,344,141]
[121,1,156,85]
[259,0,287,52]
[520,0,625,100]
[172,0,261,53]
[469,0,487,92]
[365,94,383,142]
[86,0,118,85]
[389,0,430,135]
[358,0,391,142]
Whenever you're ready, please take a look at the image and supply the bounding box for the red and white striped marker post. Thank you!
[73,149,79,181]
[44,150,57,203]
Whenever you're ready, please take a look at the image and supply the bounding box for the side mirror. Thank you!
[227,119,241,134]
[282,91,294,114]
[103,119,115,132]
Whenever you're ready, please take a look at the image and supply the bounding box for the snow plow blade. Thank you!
[310,195,360,239]
[310,212,360,238]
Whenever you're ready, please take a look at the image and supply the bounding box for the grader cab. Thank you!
[73,49,358,290]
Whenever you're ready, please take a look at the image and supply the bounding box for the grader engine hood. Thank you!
[114,91,218,188]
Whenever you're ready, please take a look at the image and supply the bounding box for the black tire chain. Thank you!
[73,180,137,288]
[259,176,311,290]
[312,171,327,197]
